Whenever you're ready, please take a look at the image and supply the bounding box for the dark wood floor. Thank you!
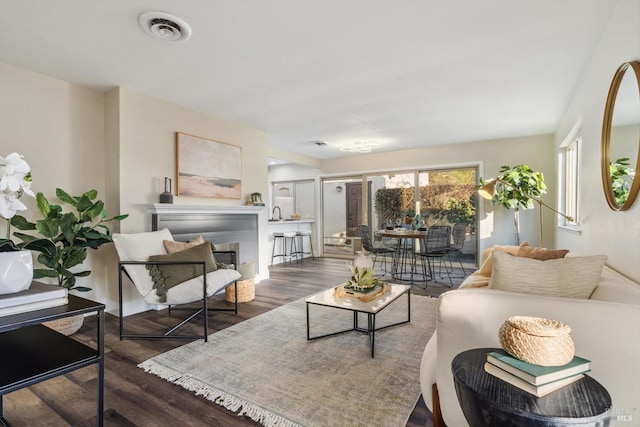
[3,256,470,427]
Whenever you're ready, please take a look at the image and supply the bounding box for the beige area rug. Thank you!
[139,293,438,427]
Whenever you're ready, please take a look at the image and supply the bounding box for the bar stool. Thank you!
[271,231,299,265]
[295,229,315,261]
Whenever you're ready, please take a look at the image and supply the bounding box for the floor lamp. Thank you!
[478,179,573,247]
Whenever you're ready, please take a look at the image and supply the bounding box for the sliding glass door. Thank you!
[322,177,361,257]
[417,168,478,268]
[367,172,416,230]
[321,166,478,268]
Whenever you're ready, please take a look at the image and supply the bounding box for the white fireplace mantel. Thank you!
[146,203,265,215]
[145,203,269,282]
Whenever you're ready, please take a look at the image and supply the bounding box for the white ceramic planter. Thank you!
[0,251,34,295]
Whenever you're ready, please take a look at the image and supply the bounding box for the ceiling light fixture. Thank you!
[340,141,381,153]
[139,11,192,42]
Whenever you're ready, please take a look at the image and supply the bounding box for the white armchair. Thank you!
[113,228,241,341]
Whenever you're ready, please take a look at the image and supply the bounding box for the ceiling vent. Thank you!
[139,11,192,42]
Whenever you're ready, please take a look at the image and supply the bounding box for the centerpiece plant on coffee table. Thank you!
[344,263,382,294]
[9,188,128,291]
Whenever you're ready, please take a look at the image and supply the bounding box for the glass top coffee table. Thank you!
[305,284,411,357]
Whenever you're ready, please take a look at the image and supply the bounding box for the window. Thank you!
[561,135,580,226]
[271,180,315,219]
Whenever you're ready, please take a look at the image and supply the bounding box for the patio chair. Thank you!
[113,229,241,341]
[359,224,396,274]
[419,225,453,287]
[449,222,468,277]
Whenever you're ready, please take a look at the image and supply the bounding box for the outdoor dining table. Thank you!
[375,228,428,284]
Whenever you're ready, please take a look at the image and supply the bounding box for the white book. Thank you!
[484,362,585,397]
[0,281,67,308]
[0,296,69,316]
[487,350,590,385]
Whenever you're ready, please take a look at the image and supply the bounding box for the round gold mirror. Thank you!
[601,60,640,211]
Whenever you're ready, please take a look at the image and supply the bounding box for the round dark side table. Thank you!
[452,348,612,427]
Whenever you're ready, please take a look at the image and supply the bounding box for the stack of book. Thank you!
[0,281,68,316]
[484,349,591,397]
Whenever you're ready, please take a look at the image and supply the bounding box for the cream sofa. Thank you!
[419,248,640,427]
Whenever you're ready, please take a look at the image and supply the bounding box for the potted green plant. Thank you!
[10,188,128,291]
[478,164,547,244]
[250,192,264,206]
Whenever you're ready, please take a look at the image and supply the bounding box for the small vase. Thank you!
[412,214,421,230]
[0,251,34,295]
[353,251,374,270]
[159,177,174,204]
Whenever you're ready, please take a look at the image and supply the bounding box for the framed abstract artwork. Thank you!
[175,132,242,199]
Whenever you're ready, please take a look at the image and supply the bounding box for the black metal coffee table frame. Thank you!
[305,284,411,358]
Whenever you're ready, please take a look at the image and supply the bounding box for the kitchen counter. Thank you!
[267,219,316,264]
[268,218,315,223]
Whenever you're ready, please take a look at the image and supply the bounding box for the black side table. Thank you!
[0,293,105,427]
[452,348,612,427]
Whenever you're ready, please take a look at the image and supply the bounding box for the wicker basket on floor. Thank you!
[44,314,84,336]
[499,316,575,366]
[225,278,255,303]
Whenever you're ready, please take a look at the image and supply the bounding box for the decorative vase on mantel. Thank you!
[159,177,174,204]
[0,250,33,295]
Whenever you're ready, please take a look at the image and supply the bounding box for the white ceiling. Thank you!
[0,0,617,160]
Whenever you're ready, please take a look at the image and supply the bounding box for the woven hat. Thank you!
[499,316,575,366]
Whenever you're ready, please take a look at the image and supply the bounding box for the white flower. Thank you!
[0,152,34,219]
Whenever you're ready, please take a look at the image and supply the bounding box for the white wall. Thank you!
[0,63,110,303]
[555,0,640,281]
[1,65,271,314]
[112,88,269,231]
[109,88,270,313]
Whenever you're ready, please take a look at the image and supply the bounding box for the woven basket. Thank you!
[44,314,84,336]
[225,278,255,303]
[498,316,575,366]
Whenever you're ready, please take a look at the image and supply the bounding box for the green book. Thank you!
[484,362,585,397]
[486,350,590,386]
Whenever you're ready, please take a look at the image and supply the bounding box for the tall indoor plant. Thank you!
[10,188,128,291]
[478,164,547,244]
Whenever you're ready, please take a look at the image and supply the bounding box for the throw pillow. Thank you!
[475,245,520,277]
[236,262,255,281]
[147,242,218,303]
[516,242,569,261]
[488,251,607,299]
[163,235,205,253]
